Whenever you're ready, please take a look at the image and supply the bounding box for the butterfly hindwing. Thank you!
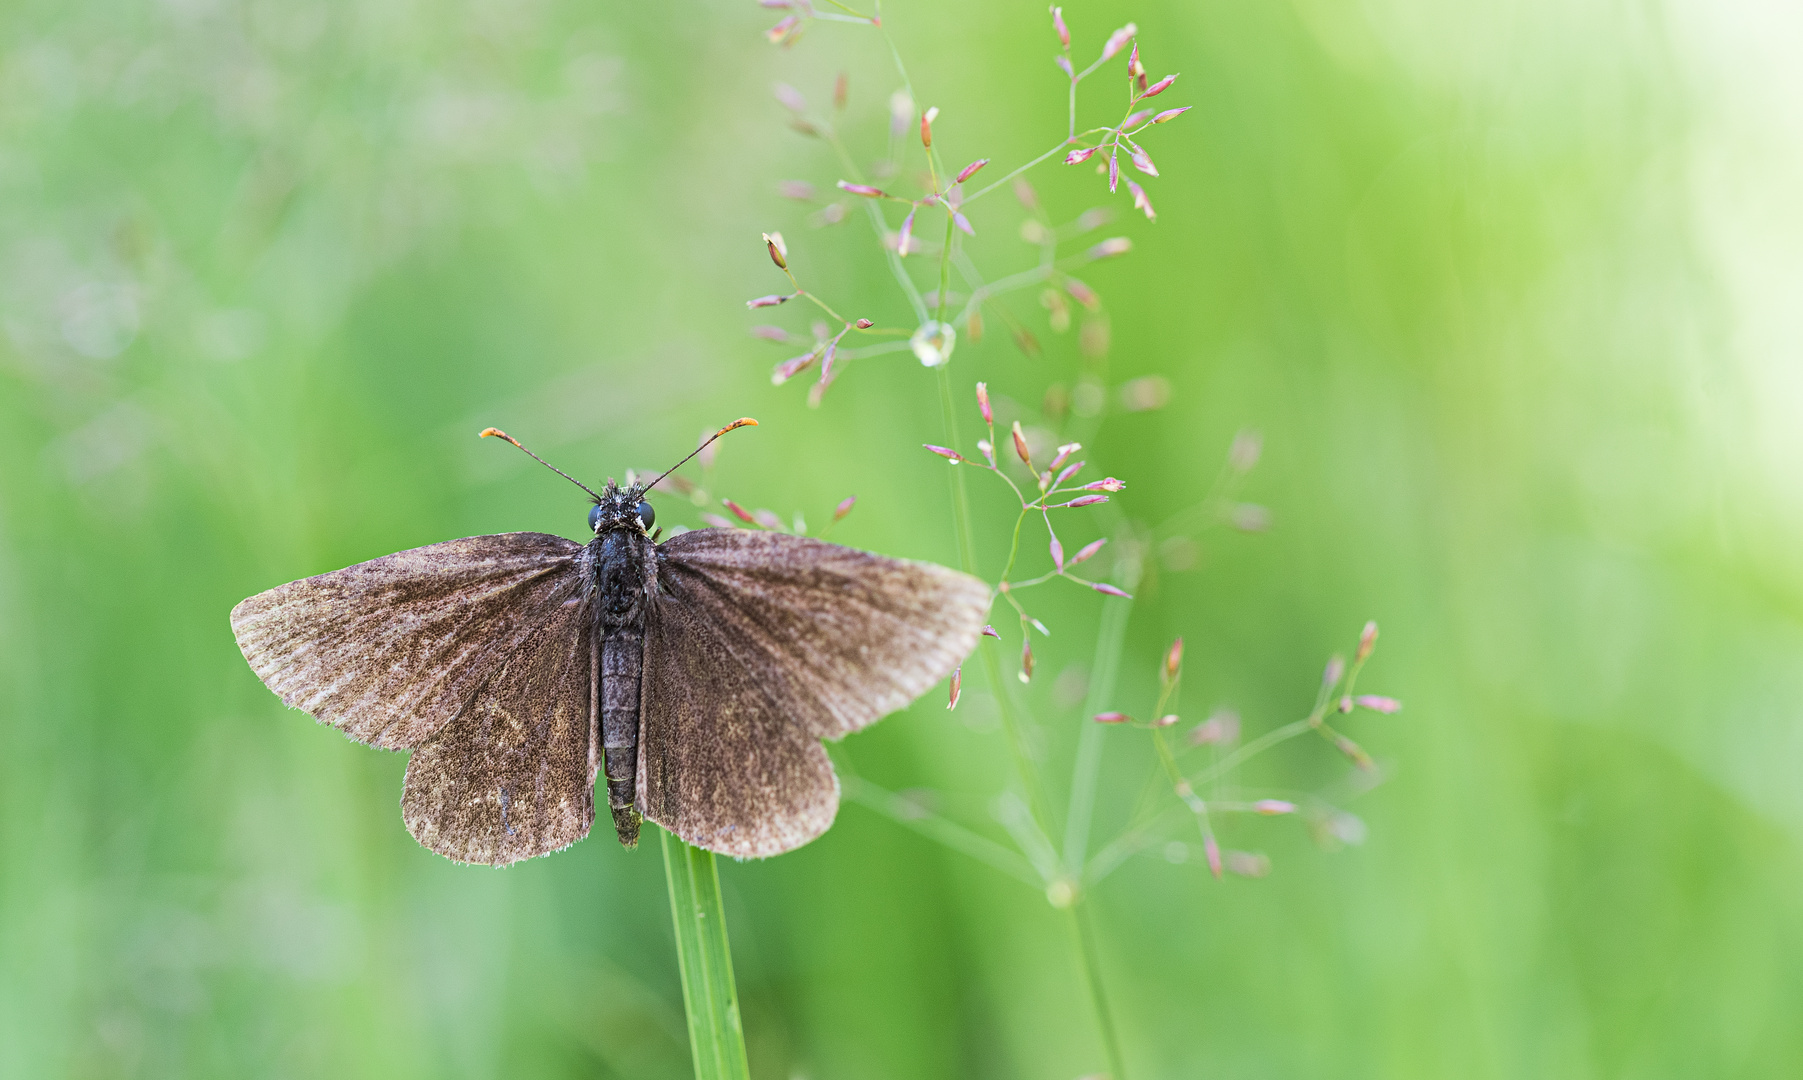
[230,532,584,749]
[636,529,991,857]
[401,593,599,865]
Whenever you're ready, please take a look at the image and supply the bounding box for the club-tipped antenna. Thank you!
[644,417,758,493]
[479,428,602,501]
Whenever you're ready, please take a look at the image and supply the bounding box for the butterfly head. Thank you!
[588,480,655,535]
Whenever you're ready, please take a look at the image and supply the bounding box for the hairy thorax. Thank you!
[593,529,656,629]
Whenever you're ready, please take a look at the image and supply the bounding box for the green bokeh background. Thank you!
[6,0,1803,1076]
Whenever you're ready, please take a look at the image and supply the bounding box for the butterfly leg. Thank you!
[601,628,644,847]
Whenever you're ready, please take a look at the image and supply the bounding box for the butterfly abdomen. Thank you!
[600,629,643,847]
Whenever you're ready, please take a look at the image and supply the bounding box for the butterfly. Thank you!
[230,420,990,864]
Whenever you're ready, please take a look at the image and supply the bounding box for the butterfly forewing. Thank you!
[637,530,991,857]
[401,593,599,865]
[230,532,584,749]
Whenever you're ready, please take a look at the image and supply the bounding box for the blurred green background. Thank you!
[6,0,1803,1076]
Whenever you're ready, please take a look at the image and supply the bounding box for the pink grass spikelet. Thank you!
[700,513,736,529]
[1020,636,1035,683]
[956,158,989,184]
[947,666,962,710]
[1093,582,1132,598]
[1050,535,1064,571]
[1055,460,1085,485]
[1014,176,1040,209]
[1165,637,1184,680]
[1123,109,1155,129]
[1069,537,1106,565]
[778,180,816,200]
[1143,74,1177,97]
[1108,149,1120,191]
[763,232,787,269]
[1356,695,1402,714]
[982,624,1000,639]
[889,89,913,137]
[855,318,874,329]
[920,105,937,147]
[1011,421,1033,467]
[1127,43,1142,77]
[1152,106,1192,123]
[1204,834,1223,879]
[1119,375,1171,411]
[1127,179,1156,221]
[750,325,790,341]
[953,212,975,236]
[976,438,995,466]
[1254,800,1297,816]
[765,15,800,44]
[1356,620,1379,663]
[897,209,916,257]
[819,338,838,381]
[836,180,887,198]
[1130,145,1159,177]
[1188,711,1240,745]
[923,444,963,463]
[1153,714,1179,728]
[771,351,818,384]
[722,499,758,525]
[1056,55,1074,77]
[834,71,849,110]
[1058,494,1109,508]
[976,382,993,425]
[1064,145,1099,166]
[1101,23,1138,61]
[1093,711,1132,724]
[1088,237,1132,260]
[772,82,807,113]
[833,495,857,521]
[1063,277,1100,309]
[746,293,792,309]
[1049,442,1081,469]
[1081,477,1125,492]
[1052,6,1071,48]
[1227,851,1271,878]
[753,508,786,531]
[1323,654,1346,688]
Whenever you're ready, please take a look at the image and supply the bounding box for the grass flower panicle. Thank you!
[657,6,1408,1077]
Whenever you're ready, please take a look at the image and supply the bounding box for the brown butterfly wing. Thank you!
[230,533,584,749]
[636,529,991,857]
[400,593,599,865]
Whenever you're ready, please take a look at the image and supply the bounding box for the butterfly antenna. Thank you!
[644,417,758,493]
[479,428,603,501]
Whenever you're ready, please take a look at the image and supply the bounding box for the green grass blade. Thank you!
[661,827,752,1080]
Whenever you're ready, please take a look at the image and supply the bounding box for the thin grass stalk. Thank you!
[1072,903,1129,1080]
[661,828,751,1080]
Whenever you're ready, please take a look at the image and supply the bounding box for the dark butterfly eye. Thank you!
[588,504,605,531]
[635,501,655,529]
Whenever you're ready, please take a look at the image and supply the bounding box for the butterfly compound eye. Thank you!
[588,504,605,532]
[635,501,655,529]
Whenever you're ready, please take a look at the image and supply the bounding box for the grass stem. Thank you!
[661,829,751,1080]
[1072,902,1129,1080]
